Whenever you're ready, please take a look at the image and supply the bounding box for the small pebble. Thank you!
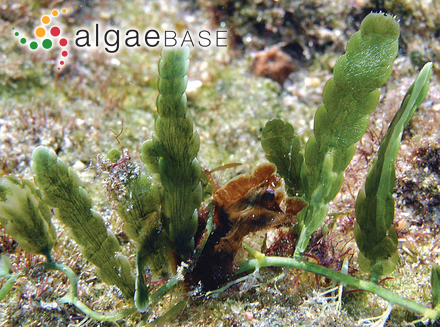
[305,77,321,87]
[72,160,86,172]
[244,311,253,321]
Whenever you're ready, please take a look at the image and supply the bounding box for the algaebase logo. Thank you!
[12,7,228,72]
[12,8,72,70]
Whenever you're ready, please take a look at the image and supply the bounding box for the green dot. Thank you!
[42,39,52,49]
[15,32,19,36]
[20,38,26,44]
[30,41,38,50]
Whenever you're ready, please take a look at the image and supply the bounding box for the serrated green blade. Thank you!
[261,119,304,197]
[0,176,56,258]
[293,13,400,257]
[432,265,440,307]
[355,63,432,277]
[0,254,11,278]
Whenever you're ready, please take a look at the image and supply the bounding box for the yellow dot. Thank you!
[62,9,66,13]
[42,16,50,24]
[52,10,58,16]
[36,27,46,38]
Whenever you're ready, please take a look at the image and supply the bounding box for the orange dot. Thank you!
[70,9,72,12]
[52,10,58,16]
[42,16,50,24]
[36,27,46,37]
[62,9,66,13]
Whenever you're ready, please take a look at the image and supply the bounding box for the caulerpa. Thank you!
[0,12,437,325]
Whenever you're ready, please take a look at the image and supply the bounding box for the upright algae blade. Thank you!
[295,13,400,256]
[261,119,304,197]
[141,44,203,259]
[0,176,56,259]
[32,146,136,299]
[355,62,432,280]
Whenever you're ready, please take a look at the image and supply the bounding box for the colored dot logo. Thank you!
[51,27,60,37]
[12,8,72,70]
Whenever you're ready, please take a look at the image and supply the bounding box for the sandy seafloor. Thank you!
[1,0,440,326]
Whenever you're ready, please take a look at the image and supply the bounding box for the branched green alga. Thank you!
[32,146,136,299]
[141,45,204,260]
[0,12,438,326]
[298,14,400,256]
